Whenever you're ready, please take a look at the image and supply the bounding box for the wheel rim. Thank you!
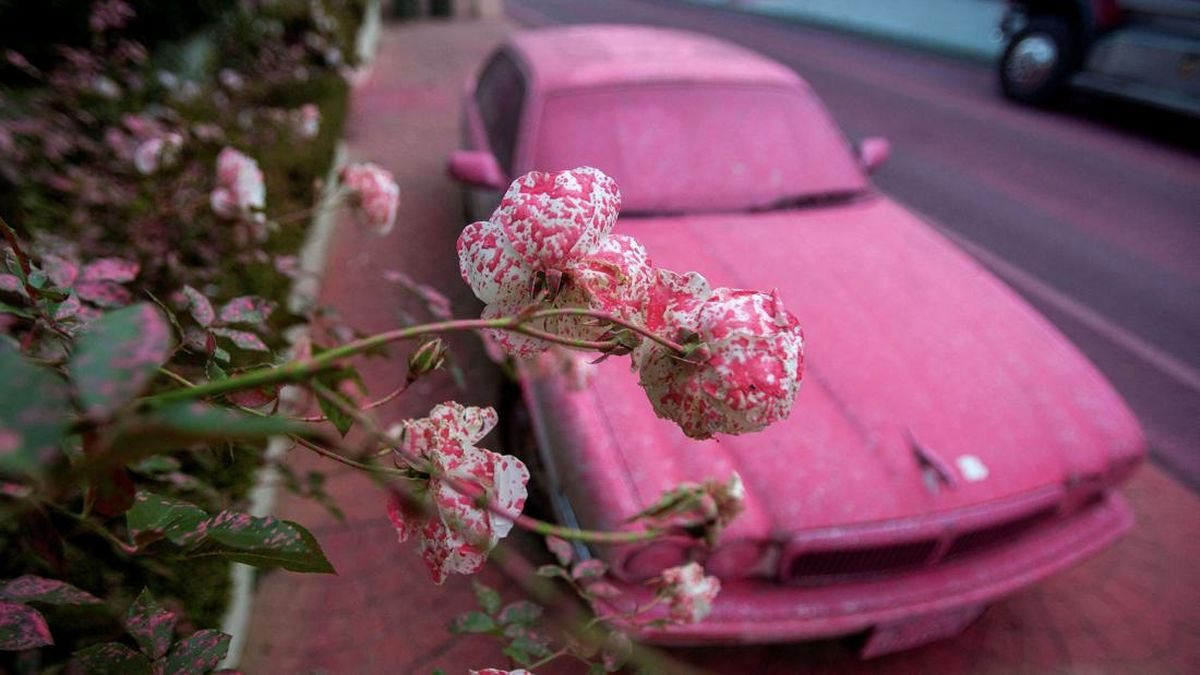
[1006,34,1059,91]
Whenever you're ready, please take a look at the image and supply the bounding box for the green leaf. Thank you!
[164,629,231,675]
[0,301,34,318]
[125,588,177,659]
[503,635,551,666]
[196,512,335,574]
[73,642,154,675]
[106,403,313,463]
[472,580,501,615]
[448,611,495,634]
[313,366,365,437]
[0,576,102,605]
[0,341,70,477]
[498,601,542,628]
[68,303,173,420]
[535,565,569,580]
[0,600,53,650]
[126,492,209,546]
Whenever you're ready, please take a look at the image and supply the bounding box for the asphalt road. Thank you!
[505,0,1200,491]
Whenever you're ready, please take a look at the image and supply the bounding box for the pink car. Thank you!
[448,25,1145,656]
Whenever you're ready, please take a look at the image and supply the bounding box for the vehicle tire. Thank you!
[999,17,1076,105]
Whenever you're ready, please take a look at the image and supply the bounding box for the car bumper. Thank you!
[608,492,1132,646]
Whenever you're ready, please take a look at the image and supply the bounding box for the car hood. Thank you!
[527,196,1144,545]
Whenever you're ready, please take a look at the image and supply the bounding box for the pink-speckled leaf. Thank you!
[182,286,215,327]
[0,342,70,476]
[81,257,139,283]
[68,303,173,419]
[75,280,133,308]
[211,327,268,353]
[217,296,273,325]
[126,492,209,547]
[545,535,574,566]
[0,274,24,295]
[200,511,334,573]
[125,588,177,659]
[164,629,232,675]
[0,600,53,650]
[41,254,79,288]
[572,559,607,580]
[0,576,101,606]
[73,641,153,675]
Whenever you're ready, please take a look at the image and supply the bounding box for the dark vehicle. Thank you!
[999,0,1200,114]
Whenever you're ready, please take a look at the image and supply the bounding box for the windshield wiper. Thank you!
[752,189,869,212]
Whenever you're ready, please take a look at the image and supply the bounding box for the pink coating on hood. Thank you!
[508,25,803,94]
[525,197,1144,565]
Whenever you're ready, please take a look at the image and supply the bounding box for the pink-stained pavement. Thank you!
[237,16,1200,675]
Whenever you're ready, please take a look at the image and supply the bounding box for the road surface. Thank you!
[507,0,1200,491]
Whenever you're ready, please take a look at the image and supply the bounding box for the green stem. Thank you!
[530,307,688,355]
[45,501,138,555]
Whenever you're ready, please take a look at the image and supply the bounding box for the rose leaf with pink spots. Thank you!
[0,342,71,477]
[68,303,173,420]
[181,285,215,327]
[0,600,53,650]
[200,511,334,574]
[124,588,177,659]
[211,327,269,353]
[163,629,232,674]
[217,295,273,325]
[73,641,153,674]
[0,576,102,606]
[80,257,139,284]
[125,491,209,547]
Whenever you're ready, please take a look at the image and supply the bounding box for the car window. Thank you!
[531,84,868,214]
[474,51,526,174]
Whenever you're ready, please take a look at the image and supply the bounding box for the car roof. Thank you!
[506,24,806,93]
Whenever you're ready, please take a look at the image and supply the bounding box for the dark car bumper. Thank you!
[606,492,1132,647]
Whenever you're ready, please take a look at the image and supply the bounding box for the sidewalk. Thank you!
[234,11,1200,675]
[681,0,1007,60]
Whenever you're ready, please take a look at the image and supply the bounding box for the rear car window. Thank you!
[532,84,867,214]
[474,51,526,173]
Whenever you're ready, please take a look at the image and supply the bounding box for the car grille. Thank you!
[781,495,1077,585]
[941,506,1058,561]
[788,540,938,583]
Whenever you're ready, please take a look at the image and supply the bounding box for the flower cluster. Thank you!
[658,562,721,624]
[636,280,805,439]
[386,403,530,584]
[458,167,805,439]
[210,147,266,222]
[341,162,400,235]
[457,167,654,357]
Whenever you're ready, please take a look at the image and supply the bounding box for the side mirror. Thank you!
[857,136,890,173]
[447,150,505,189]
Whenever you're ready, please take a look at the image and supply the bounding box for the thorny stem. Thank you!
[290,381,409,422]
[142,308,661,408]
[530,307,689,356]
[158,367,409,477]
[307,382,665,545]
[44,501,138,555]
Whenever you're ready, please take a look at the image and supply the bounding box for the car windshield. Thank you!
[530,84,869,215]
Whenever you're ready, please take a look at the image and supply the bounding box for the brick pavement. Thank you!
[237,15,1200,675]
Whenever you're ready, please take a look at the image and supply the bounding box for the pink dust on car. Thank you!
[448,25,1144,657]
